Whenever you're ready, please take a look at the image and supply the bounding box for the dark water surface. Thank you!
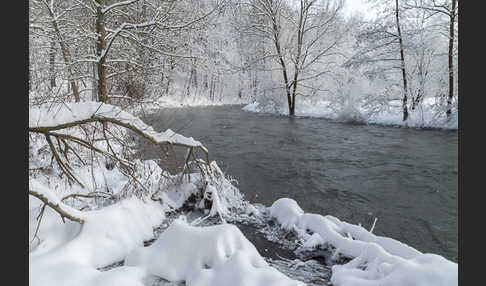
[140,105,458,262]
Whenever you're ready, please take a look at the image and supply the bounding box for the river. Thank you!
[138,105,458,262]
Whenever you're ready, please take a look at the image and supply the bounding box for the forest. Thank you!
[29,0,458,285]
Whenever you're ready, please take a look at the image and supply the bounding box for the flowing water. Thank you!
[138,105,458,262]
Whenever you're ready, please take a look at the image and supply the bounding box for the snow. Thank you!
[29,179,85,221]
[29,101,456,286]
[159,173,204,210]
[154,96,248,109]
[154,161,244,218]
[245,203,261,216]
[30,197,165,286]
[302,233,325,249]
[268,198,458,286]
[269,198,304,231]
[29,163,457,286]
[243,98,458,130]
[29,101,208,152]
[332,252,457,286]
[126,219,305,286]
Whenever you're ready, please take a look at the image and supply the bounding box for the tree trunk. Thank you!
[290,1,306,117]
[186,68,194,97]
[92,61,97,101]
[395,0,408,121]
[446,0,457,117]
[29,64,32,91]
[271,15,293,115]
[49,40,57,88]
[96,0,108,103]
[210,78,215,101]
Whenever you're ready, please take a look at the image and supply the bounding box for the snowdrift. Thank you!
[269,198,458,286]
[29,197,165,286]
[126,219,305,286]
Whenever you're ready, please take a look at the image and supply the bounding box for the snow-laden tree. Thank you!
[30,0,87,103]
[404,0,458,117]
[237,0,347,116]
[29,0,231,107]
[345,0,413,121]
[344,0,457,122]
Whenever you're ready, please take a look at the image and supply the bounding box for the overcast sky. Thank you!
[343,0,375,20]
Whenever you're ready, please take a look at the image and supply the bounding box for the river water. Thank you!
[139,105,458,262]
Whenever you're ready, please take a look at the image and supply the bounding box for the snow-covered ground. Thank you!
[243,97,458,130]
[152,95,248,109]
[29,161,458,286]
[29,183,458,286]
[29,102,457,286]
[268,198,457,286]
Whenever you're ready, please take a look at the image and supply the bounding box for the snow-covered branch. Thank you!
[101,0,139,14]
[29,179,85,224]
[29,102,209,156]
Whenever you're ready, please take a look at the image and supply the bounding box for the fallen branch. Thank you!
[29,102,208,159]
[29,179,85,224]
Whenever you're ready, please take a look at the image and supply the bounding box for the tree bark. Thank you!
[49,40,57,88]
[446,0,457,117]
[271,12,293,115]
[29,188,84,224]
[96,0,108,103]
[290,0,307,117]
[29,64,32,91]
[395,0,408,121]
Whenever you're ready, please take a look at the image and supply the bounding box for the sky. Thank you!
[343,0,376,20]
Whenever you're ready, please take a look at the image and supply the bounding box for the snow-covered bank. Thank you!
[152,96,248,109]
[268,198,458,286]
[126,219,304,286]
[127,94,249,116]
[29,102,457,286]
[29,196,165,286]
[243,99,458,130]
[29,177,458,286]
[28,181,303,286]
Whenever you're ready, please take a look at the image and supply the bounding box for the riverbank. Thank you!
[138,105,458,262]
[242,99,458,130]
[29,103,457,286]
[142,95,249,111]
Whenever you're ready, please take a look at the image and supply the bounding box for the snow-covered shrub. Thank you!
[28,102,213,237]
[153,160,245,219]
[327,71,369,123]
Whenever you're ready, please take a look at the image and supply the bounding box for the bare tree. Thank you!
[395,0,409,121]
[86,0,224,103]
[31,0,82,102]
[242,0,345,116]
[346,0,415,121]
[405,0,458,117]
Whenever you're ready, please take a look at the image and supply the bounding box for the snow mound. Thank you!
[29,197,165,286]
[269,198,304,230]
[269,198,457,286]
[242,101,260,112]
[332,252,457,286]
[126,219,305,286]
